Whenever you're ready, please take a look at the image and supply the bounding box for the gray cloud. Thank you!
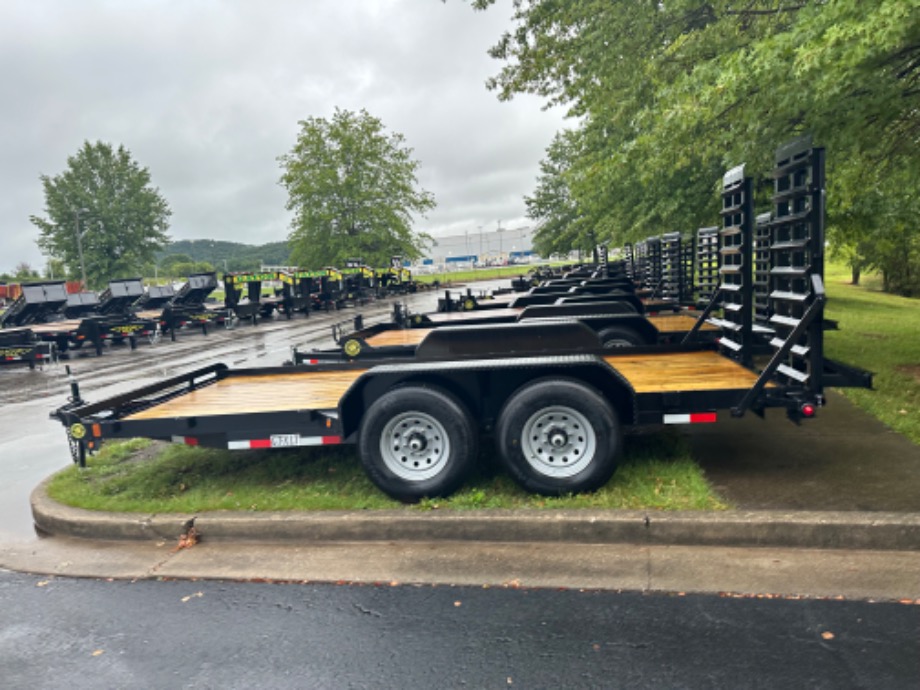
[0,0,566,274]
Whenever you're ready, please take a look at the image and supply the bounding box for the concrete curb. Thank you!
[32,478,920,551]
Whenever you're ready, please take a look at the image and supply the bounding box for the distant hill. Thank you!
[161,239,292,272]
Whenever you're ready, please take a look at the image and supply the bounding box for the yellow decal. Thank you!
[70,423,87,440]
[343,339,362,357]
[109,324,144,335]
[463,298,476,311]
[0,347,33,357]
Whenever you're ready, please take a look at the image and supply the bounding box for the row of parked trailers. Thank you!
[0,257,427,368]
[53,138,873,503]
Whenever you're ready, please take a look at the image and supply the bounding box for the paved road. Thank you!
[2,570,917,689]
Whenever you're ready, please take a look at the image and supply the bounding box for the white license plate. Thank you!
[270,435,300,448]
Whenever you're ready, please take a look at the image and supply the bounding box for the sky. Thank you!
[0,0,568,275]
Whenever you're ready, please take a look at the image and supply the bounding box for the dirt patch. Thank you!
[895,364,920,384]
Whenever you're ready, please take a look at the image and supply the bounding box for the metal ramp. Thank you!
[695,226,720,307]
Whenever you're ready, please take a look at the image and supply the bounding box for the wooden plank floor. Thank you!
[604,351,762,393]
[30,320,82,334]
[126,369,368,420]
[366,329,430,347]
[647,314,719,334]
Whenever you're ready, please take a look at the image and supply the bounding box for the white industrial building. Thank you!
[422,225,537,269]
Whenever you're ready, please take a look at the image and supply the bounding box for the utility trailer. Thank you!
[293,298,720,365]
[53,140,872,502]
[0,327,54,369]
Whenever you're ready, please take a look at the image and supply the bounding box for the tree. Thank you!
[278,108,435,268]
[473,0,920,294]
[30,141,171,289]
[525,128,596,257]
[12,262,40,281]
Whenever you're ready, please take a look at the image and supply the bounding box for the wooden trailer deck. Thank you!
[646,314,719,334]
[29,320,83,334]
[603,350,765,393]
[126,350,765,422]
[125,369,369,420]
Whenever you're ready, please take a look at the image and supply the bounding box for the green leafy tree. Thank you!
[12,262,40,281]
[473,0,920,293]
[526,128,597,257]
[279,108,435,268]
[30,141,171,289]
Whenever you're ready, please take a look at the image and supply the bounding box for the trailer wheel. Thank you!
[359,386,477,502]
[596,325,646,348]
[496,378,620,495]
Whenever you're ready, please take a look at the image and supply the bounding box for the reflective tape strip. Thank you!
[171,436,199,446]
[663,413,717,424]
[228,436,342,450]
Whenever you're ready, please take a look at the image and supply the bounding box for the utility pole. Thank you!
[497,220,504,259]
[74,207,90,288]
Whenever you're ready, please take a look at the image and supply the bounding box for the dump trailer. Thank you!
[63,292,101,319]
[1,280,156,356]
[157,272,231,339]
[0,327,54,369]
[53,140,872,502]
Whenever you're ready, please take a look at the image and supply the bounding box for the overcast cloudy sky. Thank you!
[0,0,567,274]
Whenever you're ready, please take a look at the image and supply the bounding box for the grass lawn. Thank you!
[47,432,728,514]
[824,262,920,444]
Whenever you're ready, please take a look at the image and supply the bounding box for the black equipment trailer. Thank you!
[293,299,720,364]
[53,140,872,503]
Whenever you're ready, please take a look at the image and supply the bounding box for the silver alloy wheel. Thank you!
[520,405,596,478]
[379,411,451,481]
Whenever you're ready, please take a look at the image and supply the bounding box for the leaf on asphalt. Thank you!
[36,580,49,587]
[92,650,104,657]
[821,631,835,640]
[181,592,204,603]
[454,600,462,607]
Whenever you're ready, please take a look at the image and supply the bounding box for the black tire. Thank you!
[596,325,646,348]
[358,385,478,502]
[495,378,620,495]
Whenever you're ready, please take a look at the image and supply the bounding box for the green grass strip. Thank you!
[824,263,920,444]
[47,433,728,513]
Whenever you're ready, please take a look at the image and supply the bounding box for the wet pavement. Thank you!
[685,391,920,512]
